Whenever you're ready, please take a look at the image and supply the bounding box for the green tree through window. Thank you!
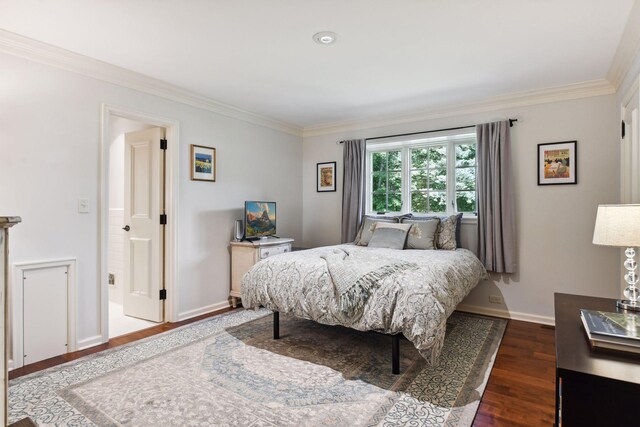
[410,145,447,213]
[371,150,402,212]
[455,144,476,213]
[367,136,477,215]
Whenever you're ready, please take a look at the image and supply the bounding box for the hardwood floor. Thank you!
[473,319,556,427]
[10,309,556,426]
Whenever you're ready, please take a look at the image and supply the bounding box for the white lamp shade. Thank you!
[593,204,640,247]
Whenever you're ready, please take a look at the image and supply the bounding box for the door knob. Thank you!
[122,225,130,232]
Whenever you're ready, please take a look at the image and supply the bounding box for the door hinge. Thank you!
[160,214,167,225]
[159,289,167,300]
[622,120,626,139]
[160,138,168,150]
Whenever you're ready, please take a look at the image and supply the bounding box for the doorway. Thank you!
[100,105,180,344]
[107,118,165,337]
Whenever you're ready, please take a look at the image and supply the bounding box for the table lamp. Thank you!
[593,204,640,311]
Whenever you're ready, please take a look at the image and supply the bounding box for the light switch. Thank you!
[78,198,90,213]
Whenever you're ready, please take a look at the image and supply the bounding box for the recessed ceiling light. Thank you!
[313,31,338,45]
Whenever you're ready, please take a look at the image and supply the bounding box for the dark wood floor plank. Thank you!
[473,320,556,427]
[9,310,556,426]
[8,417,37,427]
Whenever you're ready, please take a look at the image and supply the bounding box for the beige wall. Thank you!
[0,53,303,345]
[302,94,620,323]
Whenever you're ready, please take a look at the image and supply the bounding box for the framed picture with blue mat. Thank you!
[191,144,216,182]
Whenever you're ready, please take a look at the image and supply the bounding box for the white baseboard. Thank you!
[77,334,105,350]
[456,303,555,326]
[8,359,14,371]
[177,300,231,322]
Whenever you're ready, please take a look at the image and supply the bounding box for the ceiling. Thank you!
[0,0,635,128]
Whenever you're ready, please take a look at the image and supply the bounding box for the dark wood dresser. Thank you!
[554,293,640,426]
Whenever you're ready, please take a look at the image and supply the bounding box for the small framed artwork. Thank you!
[191,144,216,182]
[317,161,337,192]
[538,141,577,185]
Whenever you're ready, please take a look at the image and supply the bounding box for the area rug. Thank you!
[9,309,507,426]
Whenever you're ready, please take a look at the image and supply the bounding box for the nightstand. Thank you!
[229,237,294,308]
[554,293,640,426]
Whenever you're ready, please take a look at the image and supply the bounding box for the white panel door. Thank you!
[23,266,68,365]
[123,127,164,322]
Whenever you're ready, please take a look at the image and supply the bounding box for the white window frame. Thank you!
[365,131,477,217]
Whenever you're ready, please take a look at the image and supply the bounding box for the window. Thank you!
[366,132,477,216]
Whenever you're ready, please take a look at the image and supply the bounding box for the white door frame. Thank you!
[620,73,640,202]
[619,74,639,293]
[100,104,180,343]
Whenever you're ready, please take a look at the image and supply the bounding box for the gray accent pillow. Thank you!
[355,216,398,246]
[368,223,412,249]
[402,218,440,250]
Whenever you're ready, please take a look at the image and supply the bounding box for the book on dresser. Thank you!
[580,309,640,354]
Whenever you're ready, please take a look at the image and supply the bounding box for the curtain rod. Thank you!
[337,118,518,144]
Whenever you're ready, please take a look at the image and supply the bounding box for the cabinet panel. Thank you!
[23,266,68,365]
[259,244,291,260]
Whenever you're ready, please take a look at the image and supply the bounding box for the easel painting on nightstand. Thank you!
[243,201,277,241]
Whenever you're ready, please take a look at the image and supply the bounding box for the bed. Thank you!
[241,243,488,372]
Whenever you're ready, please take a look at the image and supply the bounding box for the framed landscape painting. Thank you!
[317,161,336,192]
[191,144,216,182]
[538,141,577,185]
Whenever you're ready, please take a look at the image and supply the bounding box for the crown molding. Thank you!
[0,29,303,137]
[0,29,622,140]
[607,0,640,90]
[302,79,616,138]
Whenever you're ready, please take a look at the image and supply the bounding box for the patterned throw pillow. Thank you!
[402,218,440,250]
[410,213,463,249]
[368,223,412,249]
[354,216,398,246]
[436,214,463,250]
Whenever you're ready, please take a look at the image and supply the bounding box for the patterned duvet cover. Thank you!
[241,244,488,365]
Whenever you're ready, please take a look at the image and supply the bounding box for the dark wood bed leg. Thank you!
[392,334,400,374]
[273,311,280,339]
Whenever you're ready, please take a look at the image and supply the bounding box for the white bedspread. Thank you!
[241,244,488,365]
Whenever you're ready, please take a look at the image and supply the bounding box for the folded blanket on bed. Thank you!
[321,248,418,317]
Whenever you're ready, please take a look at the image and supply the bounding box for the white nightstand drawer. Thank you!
[259,244,291,260]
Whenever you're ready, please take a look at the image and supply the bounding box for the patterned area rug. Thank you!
[9,309,507,426]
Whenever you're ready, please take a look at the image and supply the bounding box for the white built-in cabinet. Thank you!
[23,266,68,365]
[230,238,293,307]
[1,217,21,426]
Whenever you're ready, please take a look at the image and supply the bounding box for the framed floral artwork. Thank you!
[538,141,577,185]
[317,161,336,192]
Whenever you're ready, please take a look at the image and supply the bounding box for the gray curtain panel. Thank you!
[476,121,516,273]
[341,139,366,243]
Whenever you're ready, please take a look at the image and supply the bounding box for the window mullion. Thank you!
[448,141,455,215]
[402,147,409,214]
[367,151,372,213]
[385,155,389,212]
